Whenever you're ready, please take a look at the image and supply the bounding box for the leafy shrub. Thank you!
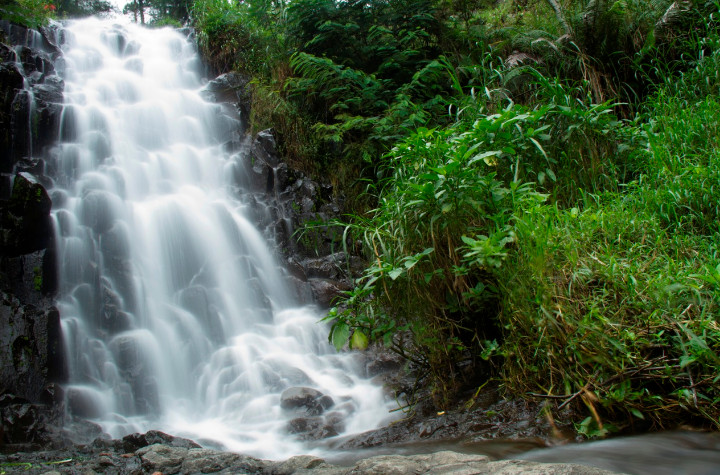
[327,121,546,406]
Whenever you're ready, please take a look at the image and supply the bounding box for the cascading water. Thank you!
[49,17,394,458]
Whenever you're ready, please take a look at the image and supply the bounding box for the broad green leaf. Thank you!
[350,330,369,350]
[331,323,350,350]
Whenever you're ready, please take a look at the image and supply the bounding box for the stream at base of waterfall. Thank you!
[49,17,395,459]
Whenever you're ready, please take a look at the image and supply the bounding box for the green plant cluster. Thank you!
[191,0,720,433]
[326,68,639,407]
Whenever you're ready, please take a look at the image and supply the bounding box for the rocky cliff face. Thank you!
[0,20,67,448]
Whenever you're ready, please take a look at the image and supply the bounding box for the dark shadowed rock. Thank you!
[0,62,24,173]
[281,387,335,416]
[0,293,65,404]
[308,278,349,308]
[200,72,251,135]
[108,336,160,415]
[287,415,341,441]
[122,430,202,452]
[268,455,329,475]
[0,173,53,257]
[200,72,251,105]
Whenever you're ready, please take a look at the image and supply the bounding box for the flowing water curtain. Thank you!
[51,17,393,457]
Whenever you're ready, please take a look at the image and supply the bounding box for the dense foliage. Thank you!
[1,0,57,27]
[191,0,720,435]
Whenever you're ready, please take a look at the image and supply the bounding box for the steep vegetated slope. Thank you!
[184,0,719,436]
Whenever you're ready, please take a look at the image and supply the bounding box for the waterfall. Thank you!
[49,17,393,459]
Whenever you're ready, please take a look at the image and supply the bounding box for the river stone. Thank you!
[308,278,348,308]
[182,448,265,474]
[122,430,202,452]
[280,387,334,416]
[269,455,328,475]
[341,452,621,475]
[287,416,339,440]
[137,444,188,474]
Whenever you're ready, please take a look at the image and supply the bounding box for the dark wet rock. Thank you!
[122,430,202,452]
[268,455,329,475]
[79,189,119,234]
[0,173,52,257]
[99,280,132,335]
[0,62,24,173]
[65,386,105,419]
[345,451,620,475]
[281,387,335,417]
[237,129,281,194]
[286,416,339,441]
[201,71,251,105]
[338,391,552,451]
[252,129,281,170]
[0,397,57,446]
[8,431,720,474]
[99,223,137,314]
[200,72,251,136]
[300,253,360,281]
[108,336,160,415]
[32,79,64,155]
[178,286,225,344]
[181,448,262,474]
[137,444,188,474]
[364,347,406,378]
[16,45,55,80]
[137,444,268,475]
[0,21,61,55]
[308,278,349,308]
[59,103,78,142]
[0,293,65,404]
[234,130,358,309]
[9,89,32,166]
[0,246,57,304]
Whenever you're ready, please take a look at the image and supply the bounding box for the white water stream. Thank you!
[50,17,394,459]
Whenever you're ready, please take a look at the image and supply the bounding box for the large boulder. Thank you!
[280,386,334,417]
[108,335,160,415]
[122,430,202,453]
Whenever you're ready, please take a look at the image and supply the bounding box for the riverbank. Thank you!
[3,427,720,474]
[0,430,620,474]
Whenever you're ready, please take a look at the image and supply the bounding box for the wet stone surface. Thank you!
[0,432,627,474]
